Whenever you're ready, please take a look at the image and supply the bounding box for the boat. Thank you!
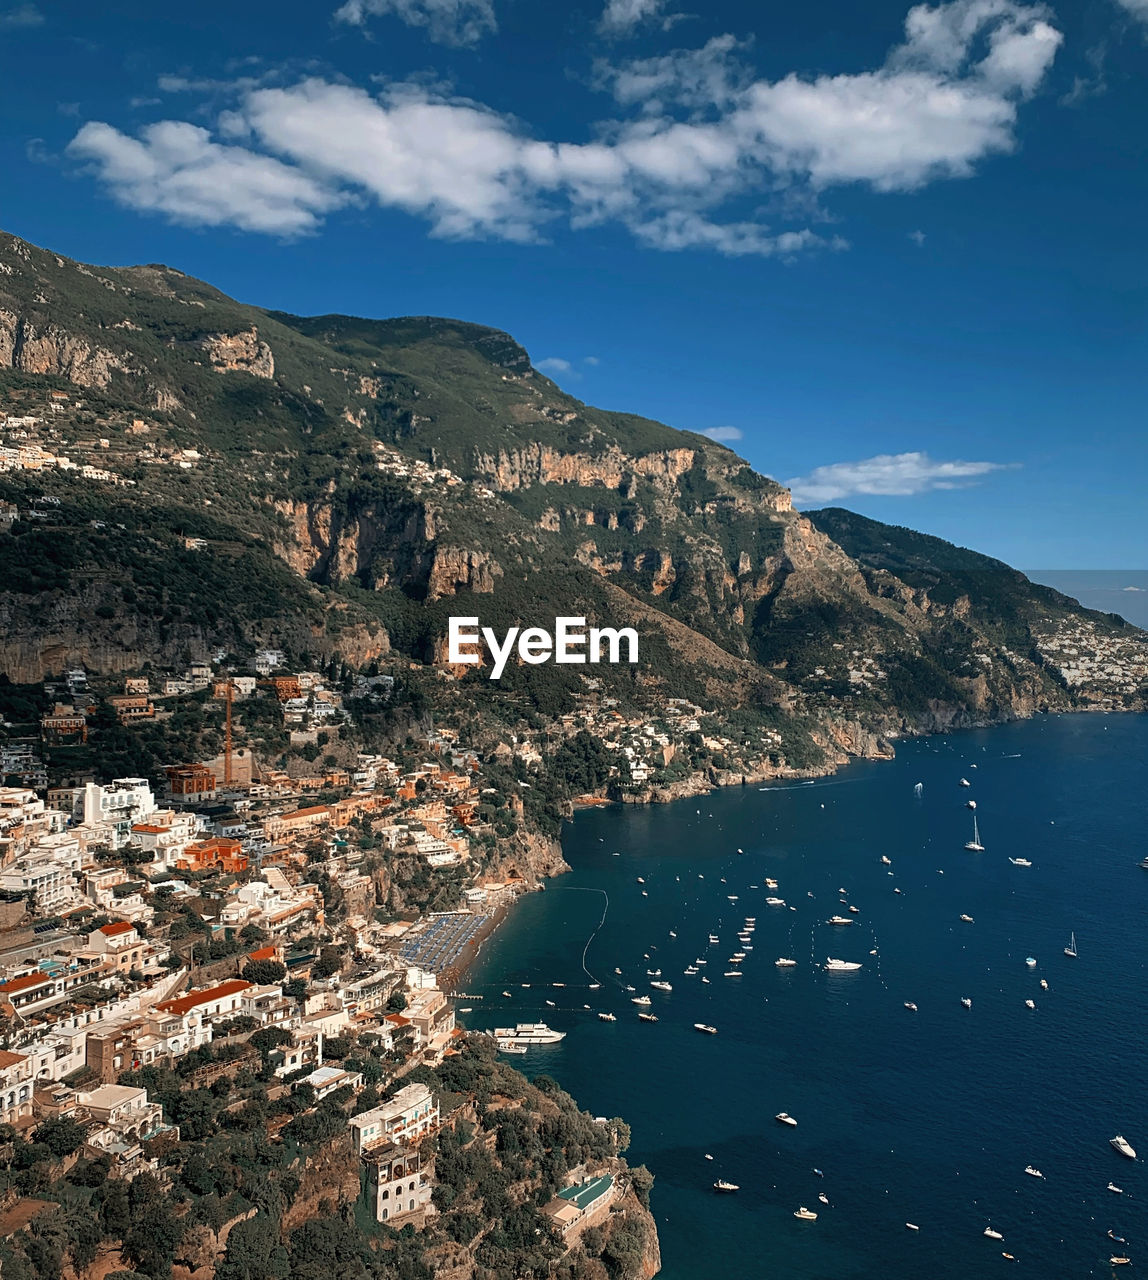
[1001,1253,1016,1261]
[967,799,977,809]
[1064,931,1078,958]
[894,888,903,895]
[641,891,648,897]
[701,976,710,984]
[650,980,672,992]
[794,1207,818,1221]
[765,878,779,889]
[1040,979,1048,990]
[960,778,971,787]
[491,1022,566,1043]
[614,967,623,975]
[501,991,512,998]
[552,982,565,988]
[1025,999,1035,1009]
[766,897,786,906]
[775,957,797,967]
[727,895,738,901]
[704,1154,713,1160]
[713,1180,739,1193]
[960,914,975,923]
[729,952,746,961]
[708,934,720,943]
[645,969,661,976]
[684,966,698,975]
[1109,1231,1127,1243]
[904,1001,918,1011]
[817,1192,829,1205]
[880,855,892,865]
[827,915,853,926]
[813,1168,824,1177]
[545,999,555,1007]
[961,997,972,1009]
[1108,1182,1124,1194]
[1024,1166,1043,1178]
[598,1012,616,1022]
[965,815,985,852]
[848,905,860,913]
[459,1007,472,1013]
[1110,1258,1132,1267]
[1110,1135,1137,1159]
[906,1223,920,1231]
[1025,957,1037,967]
[497,1041,528,1054]
[1140,856,1148,870]
[631,995,652,1007]
[638,1012,658,1022]
[625,984,636,991]
[636,877,645,884]
[668,930,677,937]
[914,782,924,797]
[824,958,862,971]
[694,1023,718,1034]
[983,1227,1003,1240]
[723,970,743,978]
[589,982,600,990]
[1009,857,1032,866]
[775,1112,797,1126]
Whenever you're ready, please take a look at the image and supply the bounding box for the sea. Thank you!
[464,713,1148,1278]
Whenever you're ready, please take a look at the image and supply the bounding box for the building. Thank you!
[40,706,88,744]
[156,978,252,1023]
[81,778,157,843]
[164,763,217,800]
[78,1084,172,1146]
[86,921,150,973]
[543,1175,616,1235]
[363,1140,436,1227]
[107,694,155,723]
[300,1064,363,1100]
[349,1083,439,1153]
[0,1049,33,1127]
[176,836,247,875]
[262,805,330,841]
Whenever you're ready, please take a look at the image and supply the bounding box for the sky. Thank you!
[0,0,1146,571]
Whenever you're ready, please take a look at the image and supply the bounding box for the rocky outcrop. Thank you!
[0,309,129,387]
[473,443,695,493]
[199,327,274,378]
[426,546,501,599]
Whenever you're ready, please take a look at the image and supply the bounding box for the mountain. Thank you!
[1,227,1144,775]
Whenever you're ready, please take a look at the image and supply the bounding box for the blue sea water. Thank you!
[465,714,1148,1278]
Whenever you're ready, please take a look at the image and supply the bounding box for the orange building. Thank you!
[176,837,248,875]
[165,764,217,798]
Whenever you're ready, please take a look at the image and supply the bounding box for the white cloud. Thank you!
[69,0,1062,254]
[599,0,670,36]
[1123,585,1146,592]
[785,450,1014,505]
[1113,0,1148,21]
[583,355,600,366]
[66,120,347,235]
[535,357,574,374]
[909,228,927,244]
[0,3,43,27]
[699,426,743,442]
[335,0,496,46]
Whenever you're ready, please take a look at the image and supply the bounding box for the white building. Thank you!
[350,1083,439,1153]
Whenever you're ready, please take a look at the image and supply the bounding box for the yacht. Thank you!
[638,1012,659,1022]
[1110,1135,1137,1159]
[1024,1166,1043,1179]
[828,915,853,926]
[794,1207,818,1221]
[765,878,779,889]
[1064,931,1078,958]
[491,1022,566,1043]
[713,1180,739,1193]
[961,997,972,1009]
[646,969,661,976]
[694,1023,718,1034]
[766,897,786,907]
[983,1228,1004,1240]
[775,957,798,967]
[631,995,652,1007]
[904,1001,918,1011]
[708,934,720,943]
[1009,857,1032,867]
[965,815,985,852]
[848,905,860,914]
[824,958,862,971]
[650,980,672,992]
[724,970,743,978]
[960,914,975,923]
[775,1112,797,1126]
[598,1012,616,1022]
[1024,999,1036,1010]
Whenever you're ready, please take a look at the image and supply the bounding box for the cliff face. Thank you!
[472,442,696,493]
[0,308,130,387]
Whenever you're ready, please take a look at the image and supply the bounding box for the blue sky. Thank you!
[1,0,1146,570]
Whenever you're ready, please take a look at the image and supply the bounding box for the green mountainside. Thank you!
[1,228,1144,772]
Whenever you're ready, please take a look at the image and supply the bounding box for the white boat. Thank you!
[641,891,648,897]
[967,799,977,809]
[701,976,710,984]
[729,952,746,961]
[1039,979,1048,990]
[914,782,924,797]
[646,969,661,976]
[727,895,738,901]
[904,1001,918,1011]
[552,982,565,988]
[827,915,853,926]
[824,958,862,971]
[713,1180,739,1192]
[636,877,645,884]
[684,966,698,975]
[965,815,985,852]
[638,1012,658,1022]
[491,1022,566,1043]
[906,1223,919,1231]
[766,897,786,906]
[1064,931,1078,958]
[765,878,779,889]
[588,983,600,990]
[650,980,672,992]
[961,997,972,1009]
[1024,1165,1043,1178]
[880,855,892,865]
[708,934,720,943]
[545,1000,555,1007]
[501,991,512,998]
[848,905,860,914]
[614,967,623,975]
[775,957,797,967]
[817,1192,829,1205]
[694,1023,717,1034]
[497,1041,528,1054]
[960,914,975,923]
[984,1227,1003,1240]
[1025,957,1037,967]
[960,778,971,787]
[1024,999,1035,1009]
[794,1207,818,1221]
[704,1153,713,1160]
[775,1112,797,1126]
[1110,1135,1137,1159]
[724,970,743,978]
[1009,857,1032,867]
[631,995,652,1007]
[668,930,677,937]
[598,1012,616,1022]
[1108,1182,1124,1193]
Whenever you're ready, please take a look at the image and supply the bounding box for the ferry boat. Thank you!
[598,1012,616,1022]
[775,1112,797,1126]
[713,1180,739,1193]
[491,1022,566,1043]
[1110,1135,1137,1159]
[794,1207,818,1221]
[694,1023,718,1035]
[638,1012,658,1022]
[824,958,862,971]
[650,980,672,992]
[775,957,797,967]
[631,995,652,1007]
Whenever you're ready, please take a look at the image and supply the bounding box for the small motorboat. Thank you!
[1111,1135,1137,1159]
[694,1023,717,1034]
[904,1001,918,1012]
[1024,1165,1043,1179]
[880,856,892,865]
[1108,1182,1124,1194]
[817,1192,829,1205]
[960,914,975,923]
[906,1223,919,1231]
[960,778,971,787]
[1108,1231,1127,1244]
[794,1207,818,1221]
[1110,1259,1132,1267]
[1024,999,1036,1009]
[961,997,973,1009]
[1025,957,1037,967]
[984,1227,1004,1240]
[598,1012,617,1022]
[501,991,512,998]
[713,1180,739,1193]
[775,957,797,968]
[1039,979,1048,990]
[1009,857,1032,866]
[775,1112,797,1127]
[545,999,555,1007]
[638,1012,658,1022]
[704,1153,713,1160]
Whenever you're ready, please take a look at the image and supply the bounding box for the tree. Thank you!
[386,990,408,1013]
[32,1116,86,1158]
[215,1213,288,1280]
[242,959,287,985]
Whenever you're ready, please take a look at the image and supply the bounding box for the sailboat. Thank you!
[1064,931,1077,958]
[964,815,985,852]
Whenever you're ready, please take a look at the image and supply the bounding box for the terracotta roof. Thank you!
[0,972,53,995]
[384,1013,411,1027]
[247,946,277,962]
[157,979,251,1016]
[0,1049,28,1069]
[99,921,135,936]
